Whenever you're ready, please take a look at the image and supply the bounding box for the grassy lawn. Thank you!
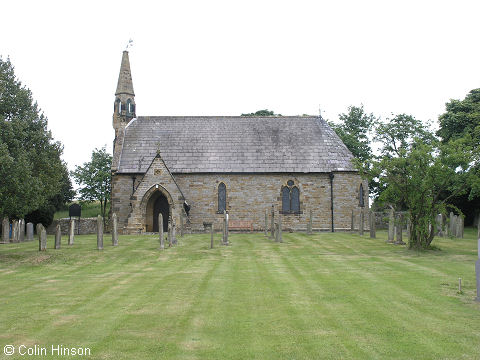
[54,202,110,219]
[0,230,479,359]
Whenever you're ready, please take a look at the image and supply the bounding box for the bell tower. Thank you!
[112,50,136,172]
[113,50,136,135]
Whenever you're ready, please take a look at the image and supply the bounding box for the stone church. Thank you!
[111,51,368,234]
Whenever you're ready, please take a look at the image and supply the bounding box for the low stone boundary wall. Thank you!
[47,218,99,235]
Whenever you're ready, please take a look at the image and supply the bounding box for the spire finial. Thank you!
[125,39,133,51]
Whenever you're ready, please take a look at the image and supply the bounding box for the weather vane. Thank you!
[126,39,134,50]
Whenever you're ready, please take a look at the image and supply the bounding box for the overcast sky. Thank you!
[1,0,479,172]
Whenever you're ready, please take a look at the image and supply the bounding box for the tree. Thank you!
[358,114,472,249]
[0,56,70,222]
[330,105,375,163]
[71,147,112,224]
[436,89,480,224]
[241,109,282,116]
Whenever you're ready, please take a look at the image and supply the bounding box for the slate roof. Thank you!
[117,116,356,174]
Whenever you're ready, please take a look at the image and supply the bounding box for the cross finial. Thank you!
[156,142,161,156]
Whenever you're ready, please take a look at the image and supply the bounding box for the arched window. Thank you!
[116,98,121,114]
[281,180,300,214]
[218,183,226,213]
[291,186,300,213]
[126,99,132,115]
[359,184,365,207]
[282,187,290,212]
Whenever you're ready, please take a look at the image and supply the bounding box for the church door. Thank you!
[153,194,169,232]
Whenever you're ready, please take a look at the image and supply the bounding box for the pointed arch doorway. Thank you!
[153,194,169,232]
[145,190,170,233]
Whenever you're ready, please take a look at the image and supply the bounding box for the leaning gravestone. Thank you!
[19,219,25,242]
[159,213,164,250]
[68,219,75,245]
[54,224,61,249]
[2,217,8,243]
[97,215,103,250]
[26,222,34,241]
[369,211,376,238]
[359,210,364,236]
[112,213,118,246]
[387,209,395,243]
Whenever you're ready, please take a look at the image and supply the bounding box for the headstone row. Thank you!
[2,218,35,243]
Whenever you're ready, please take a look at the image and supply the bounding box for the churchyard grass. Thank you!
[0,229,479,359]
[53,202,110,219]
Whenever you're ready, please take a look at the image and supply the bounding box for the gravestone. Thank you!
[180,214,184,237]
[2,217,8,243]
[387,209,395,243]
[168,220,172,247]
[159,213,164,250]
[97,215,103,250]
[26,222,34,241]
[351,210,355,232]
[406,217,411,240]
[264,209,268,236]
[224,211,229,245]
[37,224,46,251]
[172,219,177,245]
[449,212,455,236]
[453,214,459,237]
[436,214,445,237]
[112,213,118,246]
[19,219,25,242]
[455,216,462,238]
[210,223,214,249]
[40,227,47,251]
[369,211,376,238]
[54,224,61,249]
[270,205,275,239]
[359,210,364,236]
[395,213,405,245]
[11,220,18,243]
[307,209,313,234]
[68,219,75,245]
[276,215,282,243]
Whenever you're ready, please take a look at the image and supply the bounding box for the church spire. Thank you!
[113,51,136,133]
[116,50,135,96]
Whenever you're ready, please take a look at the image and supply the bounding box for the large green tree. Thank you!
[71,147,112,223]
[436,89,480,223]
[0,56,71,222]
[330,105,375,163]
[358,114,471,249]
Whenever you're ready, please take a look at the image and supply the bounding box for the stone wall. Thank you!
[112,168,369,234]
[46,218,98,235]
